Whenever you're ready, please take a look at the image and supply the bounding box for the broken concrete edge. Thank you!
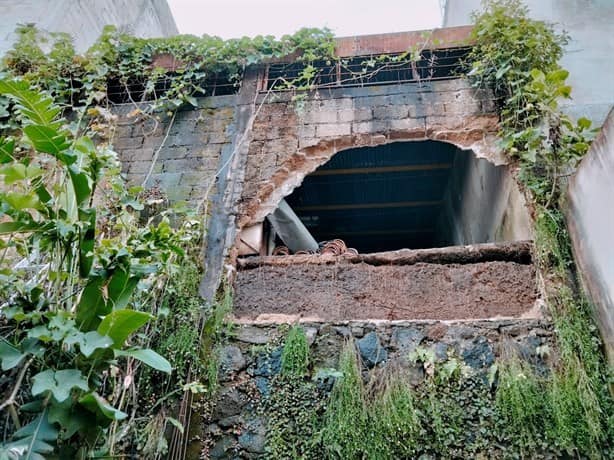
[236,240,533,269]
[230,315,547,328]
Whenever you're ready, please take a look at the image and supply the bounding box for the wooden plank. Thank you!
[237,241,534,269]
[311,163,452,176]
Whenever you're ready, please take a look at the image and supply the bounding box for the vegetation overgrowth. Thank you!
[0,23,336,459]
[0,0,612,458]
[0,24,335,120]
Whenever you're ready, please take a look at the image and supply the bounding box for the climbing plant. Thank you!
[468,0,613,457]
[0,24,336,116]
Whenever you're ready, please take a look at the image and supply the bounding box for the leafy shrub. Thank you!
[0,79,199,457]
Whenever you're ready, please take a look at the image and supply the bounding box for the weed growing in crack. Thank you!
[281,325,310,377]
[321,340,368,459]
[495,357,549,454]
[262,326,321,459]
[365,369,421,459]
[201,285,234,395]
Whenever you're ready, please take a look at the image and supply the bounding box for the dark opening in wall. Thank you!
[273,140,528,253]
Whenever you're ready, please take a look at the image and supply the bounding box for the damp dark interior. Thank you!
[277,140,510,253]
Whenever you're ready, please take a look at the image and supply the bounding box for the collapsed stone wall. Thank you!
[192,318,554,459]
[111,74,504,299]
[240,78,500,229]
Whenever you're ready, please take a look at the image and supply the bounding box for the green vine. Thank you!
[1,24,335,116]
[467,0,613,457]
[0,78,205,458]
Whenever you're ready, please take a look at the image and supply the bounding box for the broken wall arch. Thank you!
[238,137,532,255]
[238,78,509,235]
[236,78,532,256]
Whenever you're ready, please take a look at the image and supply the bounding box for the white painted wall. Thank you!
[0,0,178,55]
[567,108,614,364]
[436,149,532,246]
[443,0,614,124]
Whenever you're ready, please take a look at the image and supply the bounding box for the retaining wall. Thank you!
[191,318,554,459]
[567,108,614,364]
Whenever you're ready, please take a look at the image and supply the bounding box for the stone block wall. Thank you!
[113,96,237,204]
[110,73,504,300]
[192,318,554,459]
[112,78,500,219]
[240,78,501,228]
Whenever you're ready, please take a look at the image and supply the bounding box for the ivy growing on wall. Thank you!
[0,24,335,116]
[467,0,613,457]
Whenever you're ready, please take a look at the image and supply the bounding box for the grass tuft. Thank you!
[281,325,310,377]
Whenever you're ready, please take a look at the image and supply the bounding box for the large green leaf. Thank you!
[0,163,28,184]
[3,191,41,211]
[76,269,141,331]
[78,208,96,278]
[75,277,109,331]
[97,309,153,347]
[23,125,70,158]
[0,339,25,370]
[0,137,15,163]
[78,392,127,423]
[0,221,43,234]
[68,165,92,206]
[27,325,53,342]
[0,79,61,128]
[48,403,92,439]
[63,331,114,358]
[115,348,171,373]
[577,117,592,130]
[2,410,58,460]
[31,369,89,403]
[74,136,95,154]
[106,269,139,311]
[34,184,52,207]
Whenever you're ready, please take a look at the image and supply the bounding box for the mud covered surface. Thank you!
[234,261,538,321]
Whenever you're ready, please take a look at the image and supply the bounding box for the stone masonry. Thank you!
[113,95,237,204]
[112,74,501,299]
[193,318,554,458]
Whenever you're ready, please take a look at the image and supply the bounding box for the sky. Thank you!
[167,0,444,39]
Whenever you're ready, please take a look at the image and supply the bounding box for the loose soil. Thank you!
[233,261,538,321]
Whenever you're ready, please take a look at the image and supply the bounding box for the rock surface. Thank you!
[358,332,388,367]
